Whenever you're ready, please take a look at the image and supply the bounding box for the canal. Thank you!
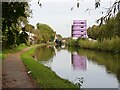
[35,45,120,88]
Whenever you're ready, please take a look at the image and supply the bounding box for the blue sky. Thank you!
[28,0,115,37]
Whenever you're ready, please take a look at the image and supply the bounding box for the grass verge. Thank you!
[1,43,28,60]
[21,47,79,88]
[2,43,28,54]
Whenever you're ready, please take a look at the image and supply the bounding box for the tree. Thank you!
[25,24,35,33]
[36,23,55,43]
[96,0,120,25]
[2,2,31,48]
[34,28,43,44]
[17,27,29,45]
[87,12,120,41]
[115,12,120,37]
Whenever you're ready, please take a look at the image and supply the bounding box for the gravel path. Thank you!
[2,46,39,88]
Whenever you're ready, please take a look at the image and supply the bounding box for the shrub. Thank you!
[67,38,76,46]
[68,37,120,54]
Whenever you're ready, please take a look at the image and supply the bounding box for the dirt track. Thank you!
[2,46,39,88]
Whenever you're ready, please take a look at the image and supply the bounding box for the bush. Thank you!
[68,37,120,54]
[67,38,76,46]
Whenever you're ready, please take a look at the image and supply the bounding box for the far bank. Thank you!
[67,37,120,56]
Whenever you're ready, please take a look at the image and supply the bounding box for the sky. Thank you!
[28,0,116,37]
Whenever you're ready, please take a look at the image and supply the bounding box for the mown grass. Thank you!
[21,47,79,88]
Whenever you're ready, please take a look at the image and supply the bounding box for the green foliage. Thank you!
[2,2,31,48]
[2,43,28,60]
[67,37,120,54]
[2,43,27,54]
[25,24,35,33]
[77,37,120,54]
[97,0,120,25]
[88,12,120,41]
[17,30,29,45]
[85,12,120,54]
[56,34,62,41]
[21,47,79,88]
[115,12,120,37]
[78,39,98,50]
[67,38,76,46]
[35,23,55,43]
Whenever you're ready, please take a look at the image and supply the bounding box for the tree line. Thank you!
[67,11,120,54]
[87,12,120,41]
[1,2,57,49]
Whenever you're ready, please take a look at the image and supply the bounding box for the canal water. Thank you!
[35,46,120,88]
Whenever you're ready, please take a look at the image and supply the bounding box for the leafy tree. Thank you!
[34,28,43,44]
[87,25,101,40]
[96,0,120,25]
[56,34,62,41]
[17,27,29,45]
[36,23,55,43]
[115,12,120,37]
[2,2,31,48]
[87,12,120,41]
[25,24,35,33]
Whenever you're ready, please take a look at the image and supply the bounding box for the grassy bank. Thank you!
[21,47,79,88]
[67,37,120,54]
[1,43,28,60]
[2,43,28,54]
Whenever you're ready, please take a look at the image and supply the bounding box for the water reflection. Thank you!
[35,46,120,88]
[35,45,55,61]
[35,45,55,67]
[77,49,120,83]
[71,52,87,71]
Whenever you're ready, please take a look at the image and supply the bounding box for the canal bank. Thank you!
[67,37,120,56]
[34,45,120,88]
[21,46,79,88]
